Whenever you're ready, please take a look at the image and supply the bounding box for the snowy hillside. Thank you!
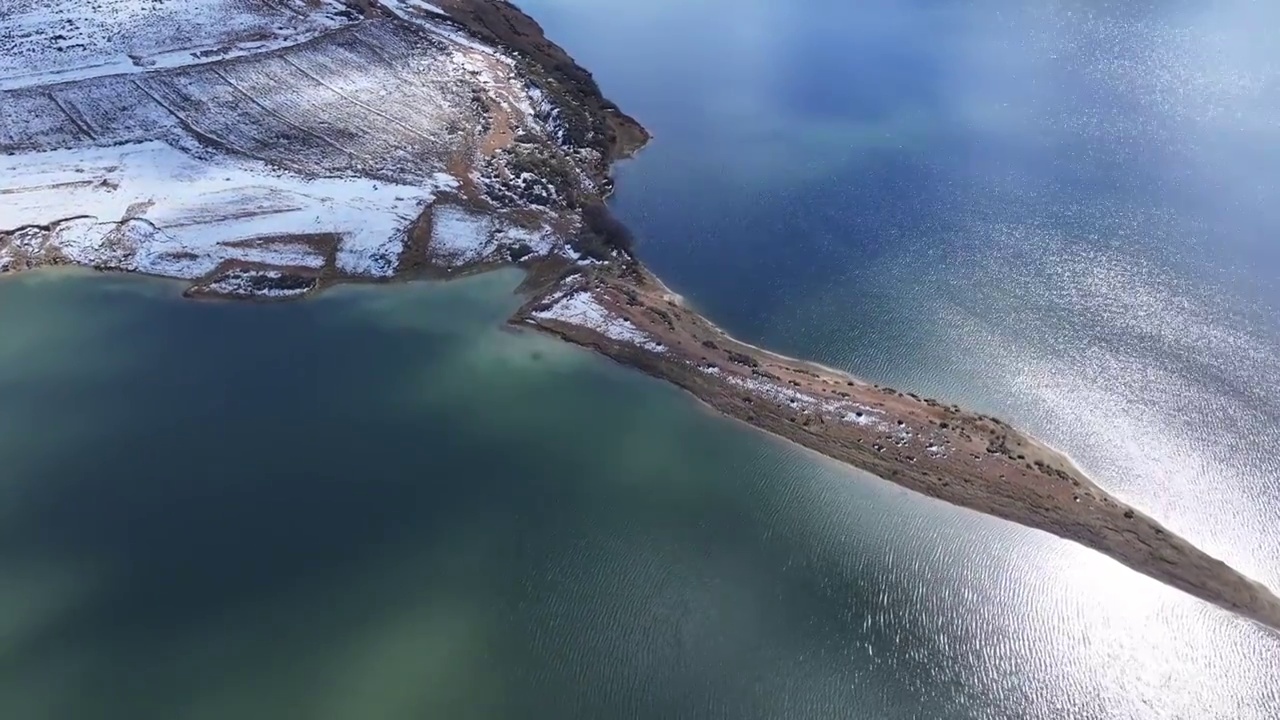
[0,1,587,296]
[0,0,359,90]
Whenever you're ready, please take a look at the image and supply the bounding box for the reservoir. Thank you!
[3,0,1279,717]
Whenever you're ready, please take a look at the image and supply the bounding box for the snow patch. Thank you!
[694,363,905,433]
[378,0,449,20]
[534,291,667,353]
[527,84,569,145]
[496,225,559,257]
[728,374,822,408]
[431,206,495,266]
[0,141,443,279]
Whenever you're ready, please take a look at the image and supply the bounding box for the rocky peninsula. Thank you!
[2,0,1278,632]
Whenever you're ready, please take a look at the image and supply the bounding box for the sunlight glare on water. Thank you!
[520,0,1280,715]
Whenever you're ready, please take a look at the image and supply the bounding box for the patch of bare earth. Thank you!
[175,233,334,298]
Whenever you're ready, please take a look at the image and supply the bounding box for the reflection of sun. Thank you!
[1013,536,1275,717]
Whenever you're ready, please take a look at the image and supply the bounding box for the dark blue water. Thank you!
[3,0,1280,717]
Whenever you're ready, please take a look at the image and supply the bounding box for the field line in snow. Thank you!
[278,54,442,145]
[46,93,99,142]
[209,66,370,164]
[131,79,264,159]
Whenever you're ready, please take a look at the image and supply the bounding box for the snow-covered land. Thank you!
[496,226,561,258]
[0,1,579,295]
[0,141,451,278]
[0,0,358,90]
[430,206,496,266]
[699,364,900,430]
[428,207,578,267]
[534,292,667,354]
[379,0,450,21]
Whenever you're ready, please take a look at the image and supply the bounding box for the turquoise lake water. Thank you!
[3,0,1280,717]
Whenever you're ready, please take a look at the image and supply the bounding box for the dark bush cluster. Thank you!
[503,149,576,207]
[508,243,534,261]
[247,272,315,293]
[581,202,635,256]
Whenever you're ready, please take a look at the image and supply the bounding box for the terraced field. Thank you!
[1,2,591,295]
[0,0,360,90]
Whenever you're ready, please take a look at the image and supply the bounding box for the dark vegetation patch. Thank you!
[249,273,316,293]
[570,202,636,260]
[582,202,634,254]
[508,242,535,261]
[482,146,578,209]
